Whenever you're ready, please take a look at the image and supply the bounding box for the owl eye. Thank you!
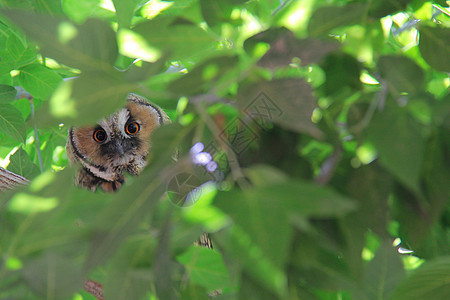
[93,129,107,143]
[126,122,140,135]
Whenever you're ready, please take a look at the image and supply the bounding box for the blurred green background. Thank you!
[0,0,449,299]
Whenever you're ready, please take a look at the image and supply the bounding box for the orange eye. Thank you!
[93,129,107,143]
[126,122,140,135]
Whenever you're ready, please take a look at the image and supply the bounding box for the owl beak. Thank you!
[114,140,125,156]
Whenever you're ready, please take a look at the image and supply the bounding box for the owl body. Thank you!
[66,94,170,192]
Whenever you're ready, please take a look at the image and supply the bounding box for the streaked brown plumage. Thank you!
[66,93,170,192]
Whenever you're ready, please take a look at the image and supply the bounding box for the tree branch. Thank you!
[0,167,30,191]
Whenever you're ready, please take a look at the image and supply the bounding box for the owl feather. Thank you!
[66,93,170,192]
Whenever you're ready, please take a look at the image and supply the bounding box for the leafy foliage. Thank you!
[0,0,449,299]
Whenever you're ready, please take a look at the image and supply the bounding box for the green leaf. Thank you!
[321,52,362,95]
[0,103,26,142]
[378,55,425,96]
[124,57,167,82]
[134,16,217,60]
[236,78,322,138]
[199,0,234,28]
[112,0,140,29]
[214,177,355,269]
[392,256,450,300]
[103,237,156,300]
[346,163,392,236]
[244,27,340,69]
[419,26,450,72]
[0,84,17,103]
[18,64,62,99]
[368,0,411,18]
[177,246,231,291]
[308,3,368,37]
[168,55,238,95]
[367,104,424,193]
[8,148,40,179]
[180,284,210,300]
[1,34,37,68]
[39,70,136,126]
[1,10,118,71]
[214,226,288,297]
[32,0,64,14]
[354,242,405,300]
[22,252,84,299]
[62,0,102,23]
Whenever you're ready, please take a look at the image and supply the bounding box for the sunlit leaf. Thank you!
[18,64,62,99]
[62,0,102,23]
[134,15,217,60]
[112,0,140,29]
[1,34,36,68]
[200,0,234,28]
[0,103,26,142]
[8,147,40,179]
[1,10,118,71]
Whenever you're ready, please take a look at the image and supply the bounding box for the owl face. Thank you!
[66,94,169,192]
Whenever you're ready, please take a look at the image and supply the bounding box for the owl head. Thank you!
[66,93,170,192]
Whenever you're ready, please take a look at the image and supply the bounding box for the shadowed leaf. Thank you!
[367,104,424,193]
[392,256,450,300]
[237,78,322,138]
[378,55,425,96]
[0,84,17,103]
[1,10,118,71]
[245,27,339,69]
[22,252,84,299]
[419,26,450,72]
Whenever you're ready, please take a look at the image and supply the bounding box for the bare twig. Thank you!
[272,0,292,16]
[315,146,343,186]
[432,4,449,17]
[84,279,104,300]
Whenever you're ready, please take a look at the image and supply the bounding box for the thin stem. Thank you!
[272,0,291,16]
[193,99,249,189]
[28,98,44,173]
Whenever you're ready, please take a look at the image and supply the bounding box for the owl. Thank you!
[66,93,170,192]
